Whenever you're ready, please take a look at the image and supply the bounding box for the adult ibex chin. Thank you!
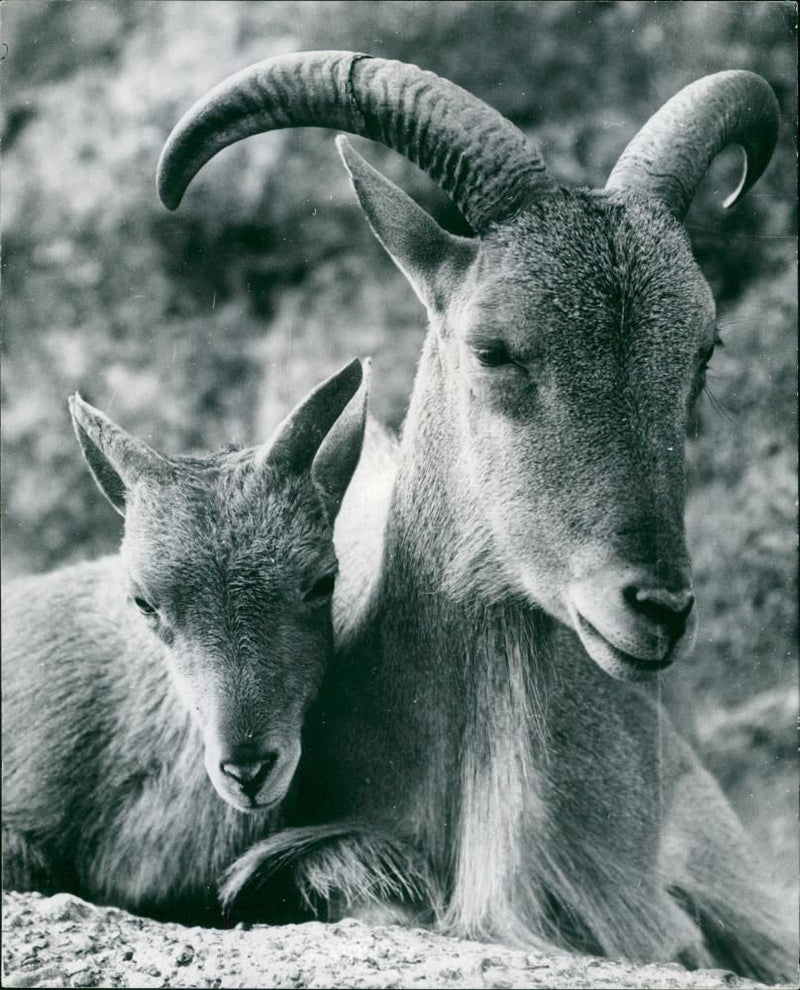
[157,54,793,979]
[2,360,367,921]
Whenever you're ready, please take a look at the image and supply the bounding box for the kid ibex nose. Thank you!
[220,754,278,795]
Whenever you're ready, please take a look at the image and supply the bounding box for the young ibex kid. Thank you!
[1,359,367,921]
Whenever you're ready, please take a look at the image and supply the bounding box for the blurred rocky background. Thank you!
[2,0,797,914]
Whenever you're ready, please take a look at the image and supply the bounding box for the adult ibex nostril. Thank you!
[625,586,695,640]
[220,754,278,793]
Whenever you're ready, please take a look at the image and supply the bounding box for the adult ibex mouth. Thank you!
[570,607,677,682]
[567,568,697,682]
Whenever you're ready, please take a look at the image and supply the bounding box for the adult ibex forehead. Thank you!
[457,195,716,370]
[157,51,778,682]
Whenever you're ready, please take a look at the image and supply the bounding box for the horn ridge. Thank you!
[605,70,779,219]
[157,50,555,232]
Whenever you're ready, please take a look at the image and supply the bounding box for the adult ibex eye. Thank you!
[699,344,715,369]
[700,330,723,369]
[133,596,157,616]
[473,342,515,368]
[304,572,337,604]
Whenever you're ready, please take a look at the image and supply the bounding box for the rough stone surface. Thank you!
[3,892,794,990]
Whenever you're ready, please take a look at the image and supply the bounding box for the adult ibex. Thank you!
[157,54,793,979]
[2,360,367,921]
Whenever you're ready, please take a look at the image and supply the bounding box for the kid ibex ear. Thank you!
[69,394,168,517]
[310,358,369,522]
[336,136,478,315]
[261,359,365,492]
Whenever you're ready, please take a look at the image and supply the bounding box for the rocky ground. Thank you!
[3,891,796,990]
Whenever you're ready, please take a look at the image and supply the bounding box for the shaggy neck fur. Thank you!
[368,333,556,941]
[324,334,697,959]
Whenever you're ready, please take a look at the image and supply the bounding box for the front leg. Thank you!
[326,891,429,927]
[2,825,63,895]
[221,823,438,926]
[659,762,795,984]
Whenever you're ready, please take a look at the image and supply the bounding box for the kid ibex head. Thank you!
[157,53,778,683]
[69,358,368,811]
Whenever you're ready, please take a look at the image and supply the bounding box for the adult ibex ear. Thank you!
[337,136,478,314]
[69,394,168,517]
[261,359,365,519]
[310,359,369,522]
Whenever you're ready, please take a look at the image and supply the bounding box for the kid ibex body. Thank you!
[1,360,367,920]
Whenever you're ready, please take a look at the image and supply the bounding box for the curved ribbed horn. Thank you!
[157,50,555,233]
[605,70,779,219]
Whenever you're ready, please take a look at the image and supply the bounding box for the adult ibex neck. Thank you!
[357,335,556,927]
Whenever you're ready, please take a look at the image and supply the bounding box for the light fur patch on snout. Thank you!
[203,736,301,813]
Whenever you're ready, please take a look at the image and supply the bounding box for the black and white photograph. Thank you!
[1,1,797,987]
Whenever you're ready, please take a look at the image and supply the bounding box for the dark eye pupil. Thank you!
[134,596,156,615]
[699,345,715,371]
[475,345,513,367]
[700,331,723,370]
[305,573,336,602]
